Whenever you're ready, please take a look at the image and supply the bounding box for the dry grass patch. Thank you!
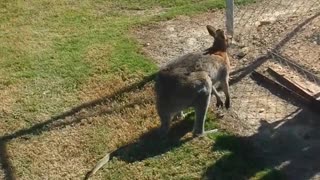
[6,81,158,179]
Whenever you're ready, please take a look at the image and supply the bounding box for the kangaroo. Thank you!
[155,25,231,137]
[84,26,231,180]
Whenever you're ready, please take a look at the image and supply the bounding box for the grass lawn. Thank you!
[0,0,283,179]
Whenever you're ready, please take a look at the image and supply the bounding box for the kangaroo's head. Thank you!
[205,25,228,54]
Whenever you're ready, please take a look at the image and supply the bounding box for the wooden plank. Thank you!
[251,71,320,113]
[268,51,320,86]
[251,71,309,104]
[288,79,316,95]
[267,67,315,103]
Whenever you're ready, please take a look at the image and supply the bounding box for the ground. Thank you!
[0,0,319,180]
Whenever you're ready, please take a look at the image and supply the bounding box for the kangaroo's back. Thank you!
[159,52,225,79]
[155,25,231,138]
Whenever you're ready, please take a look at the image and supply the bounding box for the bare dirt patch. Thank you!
[133,0,320,179]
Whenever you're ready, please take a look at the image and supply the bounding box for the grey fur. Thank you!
[155,25,231,137]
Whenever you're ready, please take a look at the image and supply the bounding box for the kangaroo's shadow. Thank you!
[107,113,195,163]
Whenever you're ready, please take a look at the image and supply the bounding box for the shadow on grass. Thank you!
[203,133,283,180]
[84,113,196,180]
[0,73,157,180]
[203,108,320,180]
[0,73,157,142]
[107,113,195,163]
[0,142,16,180]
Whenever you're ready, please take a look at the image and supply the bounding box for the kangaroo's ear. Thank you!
[206,25,216,37]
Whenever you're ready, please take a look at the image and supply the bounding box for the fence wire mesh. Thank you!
[226,0,320,134]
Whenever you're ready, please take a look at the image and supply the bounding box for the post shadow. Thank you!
[0,142,16,180]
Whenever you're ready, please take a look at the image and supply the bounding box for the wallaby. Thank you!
[155,25,231,137]
[84,25,231,180]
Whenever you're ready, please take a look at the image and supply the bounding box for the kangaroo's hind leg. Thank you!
[193,90,212,136]
[211,86,223,108]
[221,77,230,109]
[192,76,213,137]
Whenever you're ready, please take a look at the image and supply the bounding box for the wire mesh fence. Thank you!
[225,0,320,134]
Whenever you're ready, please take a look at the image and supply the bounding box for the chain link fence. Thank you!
[223,0,320,134]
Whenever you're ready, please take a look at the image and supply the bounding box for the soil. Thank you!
[133,0,320,179]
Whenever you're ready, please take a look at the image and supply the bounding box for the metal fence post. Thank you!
[226,0,234,37]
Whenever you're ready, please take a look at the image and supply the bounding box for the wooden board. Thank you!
[267,67,315,102]
[251,70,320,113]
[268,51,320,86]
[267,62,320,96]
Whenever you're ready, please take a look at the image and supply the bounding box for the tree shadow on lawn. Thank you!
[0,74,156,180]
[203,108,320,180]
[0,73,156,142]
[203,131,283,180]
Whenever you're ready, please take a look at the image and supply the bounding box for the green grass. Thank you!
[1,0,234,130]
[0,0,283,179]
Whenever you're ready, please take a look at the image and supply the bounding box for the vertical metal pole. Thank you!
[226,0,234,37]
